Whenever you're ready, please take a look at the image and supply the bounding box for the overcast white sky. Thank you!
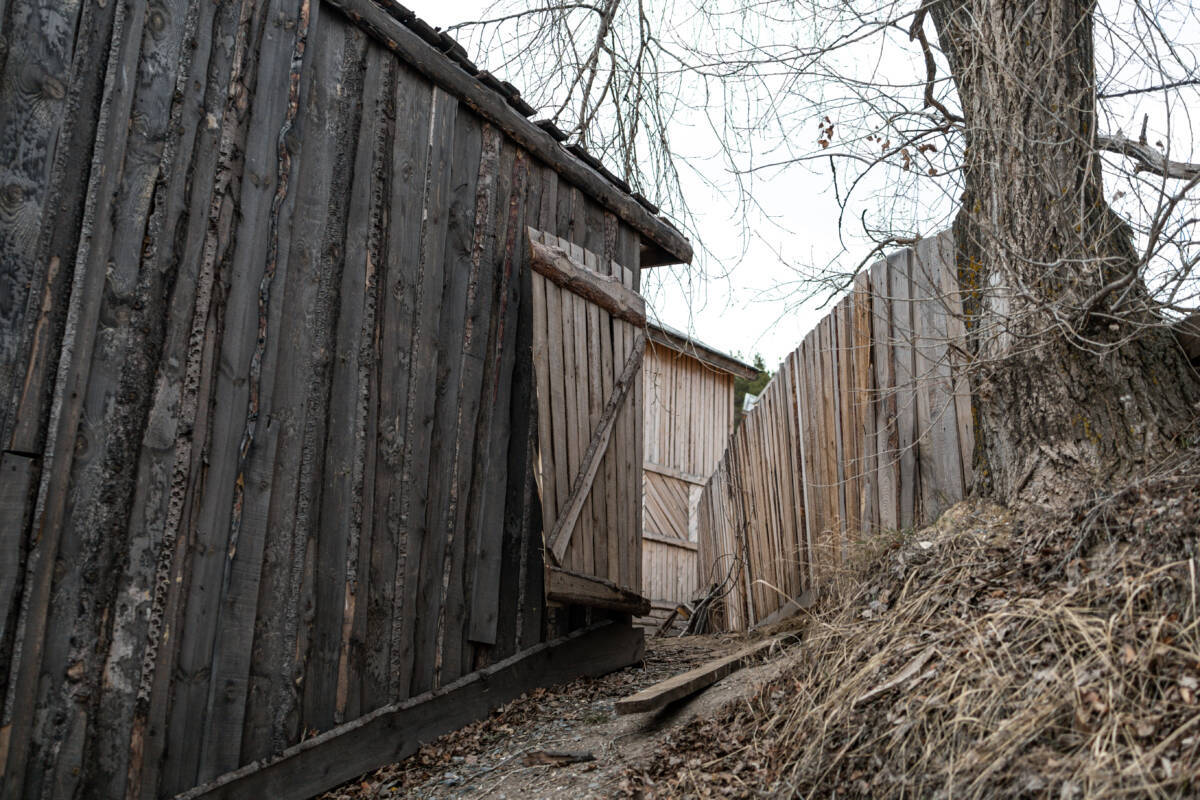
[403,0,873,370]
[402,0,1199,370]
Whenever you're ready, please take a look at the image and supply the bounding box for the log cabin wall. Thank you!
[0,0,689,796]
[641,328,752,612]
[696,234,973,631]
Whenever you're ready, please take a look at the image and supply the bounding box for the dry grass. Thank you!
[625,466,1200,798]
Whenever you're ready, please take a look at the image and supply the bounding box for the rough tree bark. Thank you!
[928,0,1200,505]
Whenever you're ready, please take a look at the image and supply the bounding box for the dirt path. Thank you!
[319,632,799,800]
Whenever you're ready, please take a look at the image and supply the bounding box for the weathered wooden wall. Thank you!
[641,534,700,611]
[643,343,736,481]
[640,344,736,607]
[0,0,646,796]
[697,234,974,631]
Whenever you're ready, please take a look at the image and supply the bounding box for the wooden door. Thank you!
[528,228,649,614]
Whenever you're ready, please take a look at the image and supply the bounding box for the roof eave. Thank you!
[330,0,694,266]
[646,324,758,379]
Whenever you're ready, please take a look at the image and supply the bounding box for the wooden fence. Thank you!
[697,233,975,630]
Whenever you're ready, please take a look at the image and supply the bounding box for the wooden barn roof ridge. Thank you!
[330,0,693,266]
[647,320,759,379]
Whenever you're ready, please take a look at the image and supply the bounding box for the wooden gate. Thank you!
[528,229,648,614]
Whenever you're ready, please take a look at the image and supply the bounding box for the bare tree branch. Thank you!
[1098,133,1200,180]
[1098,76,1200,99]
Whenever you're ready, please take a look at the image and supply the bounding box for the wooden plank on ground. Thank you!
[178,621,644,800]
[614,636,785,715]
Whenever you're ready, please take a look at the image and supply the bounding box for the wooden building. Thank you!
[641,323,756,617]
[0,1,690,797]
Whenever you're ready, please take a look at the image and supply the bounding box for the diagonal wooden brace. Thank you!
[545,331,646,564]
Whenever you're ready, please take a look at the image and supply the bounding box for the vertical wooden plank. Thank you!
[601,214,620,584]
[870,256,899,532]
[286,23,374,742]
[852,271,877,537]
[410,105,483,695]
[0,453,35,650]
[439,123,510,682]
[582,249,608,582]
[467,149,529,650]
[555,243,581,572]
[790,344,814,590]
[566,240,593,577]
[385,84,459,702]
[335,53,397,723]
[358,59,431,716]
[544,273,570,566]
[912,234,965,520]
[531,269,554,526]
[497,165,543,658]
[833,304,852,556]
[888,248,919,529]
[934,232,975,490]
[624,234,643,593]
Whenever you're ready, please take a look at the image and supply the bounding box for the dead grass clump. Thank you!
[626,468,1200,798]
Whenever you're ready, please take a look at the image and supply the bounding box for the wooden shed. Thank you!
[640,323,756,618]
[0,1,690,797]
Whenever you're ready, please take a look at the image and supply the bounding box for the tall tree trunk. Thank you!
[929,0,1200,505]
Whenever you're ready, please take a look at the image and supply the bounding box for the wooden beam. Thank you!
[545,333,646,564]
[614,636,784,715]
[642,531,698,551]
[322,0,692,265]
[529,236,645,327]
[545,566,651,615]
[643,461,708,487]
[176,621,644,800]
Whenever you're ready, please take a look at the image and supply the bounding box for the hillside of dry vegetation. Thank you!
[626,459,1200,798]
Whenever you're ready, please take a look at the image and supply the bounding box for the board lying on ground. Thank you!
[614,636,786,715]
